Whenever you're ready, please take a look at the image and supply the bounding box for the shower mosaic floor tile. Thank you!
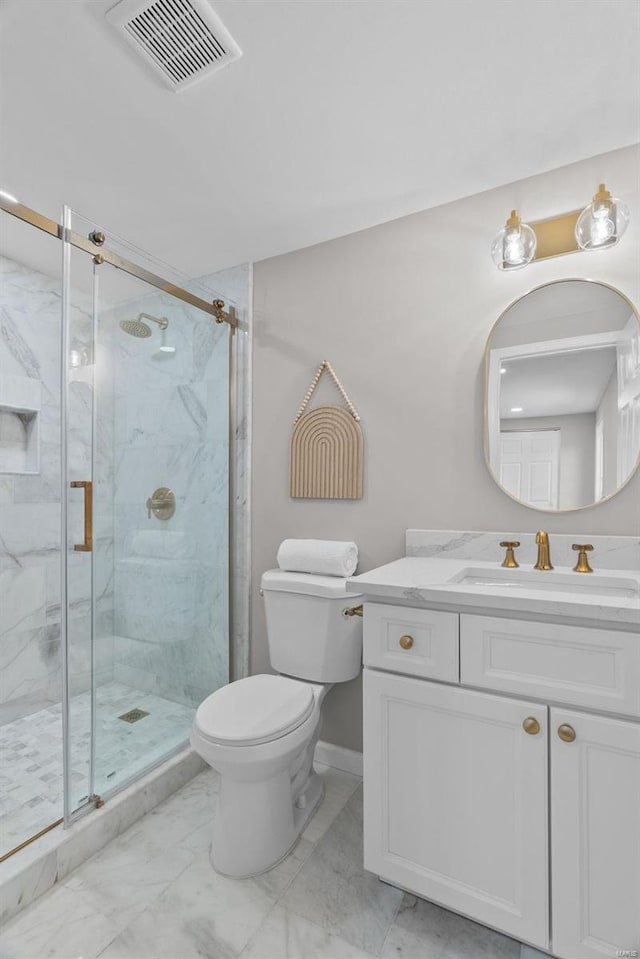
[0,683,194,858]
[0,761,532,959]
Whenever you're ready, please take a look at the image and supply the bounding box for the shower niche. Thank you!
[0,374,40,473]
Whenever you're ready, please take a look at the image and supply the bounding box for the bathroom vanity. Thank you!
[348,532,640,959]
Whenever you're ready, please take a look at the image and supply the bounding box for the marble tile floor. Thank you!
[0,683,194,859]
[0,760,541,959]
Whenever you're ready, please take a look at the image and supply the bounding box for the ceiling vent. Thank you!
[106,0,242,92]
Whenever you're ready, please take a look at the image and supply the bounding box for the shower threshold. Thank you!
[0,747,205,928]
[0,818,64,865]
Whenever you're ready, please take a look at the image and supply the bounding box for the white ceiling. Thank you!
[1,0,639,276]
[500,347,617,419]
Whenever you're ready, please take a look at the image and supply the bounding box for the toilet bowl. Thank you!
[191,674,328,877]
[191,570,363,878]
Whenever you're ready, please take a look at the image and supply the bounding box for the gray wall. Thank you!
[252,144,640,753]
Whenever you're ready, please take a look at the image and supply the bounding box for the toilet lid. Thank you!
[194,674,315,747]
[261,569,353,597]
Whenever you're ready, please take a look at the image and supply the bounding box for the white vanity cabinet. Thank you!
[362,603,640,959]
[550,708,640,959]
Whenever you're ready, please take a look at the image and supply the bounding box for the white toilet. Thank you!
[190,569,363,878]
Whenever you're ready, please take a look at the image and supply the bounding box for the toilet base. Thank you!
[210,771,325,880]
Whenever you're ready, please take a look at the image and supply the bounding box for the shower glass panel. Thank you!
[63,210,96,817]
[62,208,230,815]
[0,213,66,857]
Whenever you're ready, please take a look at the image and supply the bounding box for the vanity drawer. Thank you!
[364,603,459,681]
[460,615,640,717]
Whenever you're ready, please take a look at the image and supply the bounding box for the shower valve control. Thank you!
[146,487,176,521]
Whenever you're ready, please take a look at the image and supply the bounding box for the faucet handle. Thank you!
[499,541,520,568]
[572,544,594,573]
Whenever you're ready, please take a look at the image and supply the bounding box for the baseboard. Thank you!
[314,740,363,777]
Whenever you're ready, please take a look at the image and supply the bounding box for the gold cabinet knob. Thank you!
[399,635,414,650]
[522,716,541,735]
[558,724,576,743]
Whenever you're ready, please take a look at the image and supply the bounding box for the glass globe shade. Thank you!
[575,185,630,251]
[491,212,537,271]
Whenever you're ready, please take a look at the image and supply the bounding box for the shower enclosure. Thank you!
[0,199,245,861]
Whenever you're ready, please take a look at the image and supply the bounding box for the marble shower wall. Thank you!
[0,254,114,722]
[109,265,250,708]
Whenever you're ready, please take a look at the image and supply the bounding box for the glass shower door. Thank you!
[62,209,231,818]
[62,206,99,819]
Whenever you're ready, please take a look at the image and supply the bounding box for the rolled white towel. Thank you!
[277,538,358,578]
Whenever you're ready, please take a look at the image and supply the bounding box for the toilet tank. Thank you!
[261,570,363,683]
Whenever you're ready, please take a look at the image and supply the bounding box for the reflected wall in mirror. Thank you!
[485,280,640,511]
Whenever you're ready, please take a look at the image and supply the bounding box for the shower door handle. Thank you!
[70,481,93,552]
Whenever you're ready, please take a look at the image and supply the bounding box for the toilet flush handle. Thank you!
[343,605,363,618]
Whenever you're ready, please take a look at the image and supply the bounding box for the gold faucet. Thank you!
[534,531,553,570]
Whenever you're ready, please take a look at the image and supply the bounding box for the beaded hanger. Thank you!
[293,360,360,425]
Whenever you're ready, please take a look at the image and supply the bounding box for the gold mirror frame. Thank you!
[483,278,640,513]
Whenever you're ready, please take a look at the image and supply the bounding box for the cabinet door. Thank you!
[551,708,640,959]
[364,669,548,948]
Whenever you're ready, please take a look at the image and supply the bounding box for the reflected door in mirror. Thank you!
[500,430,560,509]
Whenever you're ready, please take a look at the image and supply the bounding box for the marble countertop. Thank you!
[347,557,640,629]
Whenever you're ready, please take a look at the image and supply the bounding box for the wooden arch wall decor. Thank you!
[290,361,363,499]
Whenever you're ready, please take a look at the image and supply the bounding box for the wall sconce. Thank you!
[491,183,630,270]
[575,183,630,252]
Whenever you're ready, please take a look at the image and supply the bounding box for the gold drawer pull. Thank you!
[558,724,576,743]
[522,716,541,736]
[399,635,414,651]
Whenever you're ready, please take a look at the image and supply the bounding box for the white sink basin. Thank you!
[447,567,640,600]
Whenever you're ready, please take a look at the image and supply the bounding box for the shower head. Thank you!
[120,318,152,338]
[119,313,169,339]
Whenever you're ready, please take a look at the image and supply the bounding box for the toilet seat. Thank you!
[193,674,315,747]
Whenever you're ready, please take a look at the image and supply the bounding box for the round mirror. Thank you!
[484,279,640,511]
